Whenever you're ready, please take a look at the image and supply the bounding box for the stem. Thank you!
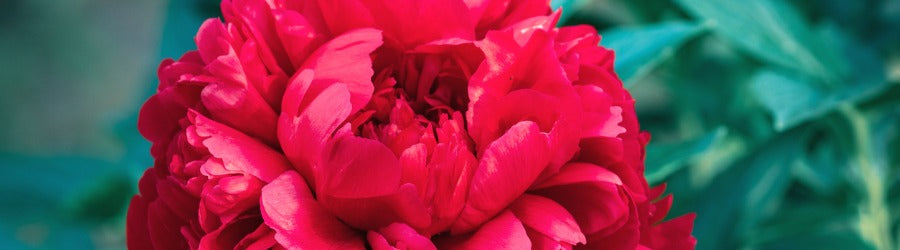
[839,104,893,250]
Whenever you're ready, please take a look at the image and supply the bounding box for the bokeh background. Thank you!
[0,0,898,249]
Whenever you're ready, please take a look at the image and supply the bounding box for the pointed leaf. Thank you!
[601,21,707,86]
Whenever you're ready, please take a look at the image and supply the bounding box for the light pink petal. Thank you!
[272,9,327,68]
[509,194,586,245]
[424,143,477,234]
[576,85,625,138]
[188,111,291,182]
[199,175,263,224]
[278,80,352,186]
[436,211,531,250]
[196,19,231,64]
[200,53,280,145]
[261,171,365,250]
[452,121,550,233]
[229,0,292,74]
[300,28,383,112]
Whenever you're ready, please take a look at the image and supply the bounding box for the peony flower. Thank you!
[128,0,696,249]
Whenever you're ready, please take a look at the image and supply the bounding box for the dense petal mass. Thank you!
[452,121,550,233]
[128,0,695,249]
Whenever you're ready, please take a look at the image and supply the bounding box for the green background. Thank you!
[0,0,897,249]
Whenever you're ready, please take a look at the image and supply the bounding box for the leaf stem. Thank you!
[839,104,893,250]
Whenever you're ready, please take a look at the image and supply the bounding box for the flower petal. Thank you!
[367,223,437,250]
[532,163,630,235]
[509,194,586,245]
[642,213,697,250]
[300,28,383,112]
[189,111,291,182]
[318,135,401,198]
[261,171,365,249]
[452,121,550,233]
[126,196,152,250]
[278,79,353,185]
[319,183,431,231]
[437,211,531,249]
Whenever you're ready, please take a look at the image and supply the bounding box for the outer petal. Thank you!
[261,171,365,250]
[452,121,550,233]
[436,211,531,250]
[509,194,586,245]
[642,214,697,250]
[126,195,152,250]
[532,163,630,235]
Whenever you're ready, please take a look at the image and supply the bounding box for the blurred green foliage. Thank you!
[561,0,900,249]
[0,0,897,249]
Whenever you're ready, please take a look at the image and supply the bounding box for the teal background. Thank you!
[0,0,897,249]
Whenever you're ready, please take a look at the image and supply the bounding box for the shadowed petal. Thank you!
[509,194,586,245]
[437,211,531,249]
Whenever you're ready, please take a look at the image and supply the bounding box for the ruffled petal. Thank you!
[299,28,383,112]
[189,111,291,182]
[452,121,550,233]
[261,171,365,249]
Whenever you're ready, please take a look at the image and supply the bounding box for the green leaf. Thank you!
[689,128,803,250]
[757,229,874,250]
[748,201,871,249]
[792,127,848,195]
[601,21,707,86]
[645,127,725,185]
[673,0,848,83]
[750,67,887,130]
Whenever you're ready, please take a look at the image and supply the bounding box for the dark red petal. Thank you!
[126,196,152,250]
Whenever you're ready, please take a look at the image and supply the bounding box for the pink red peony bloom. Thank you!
[128,0,696,249]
